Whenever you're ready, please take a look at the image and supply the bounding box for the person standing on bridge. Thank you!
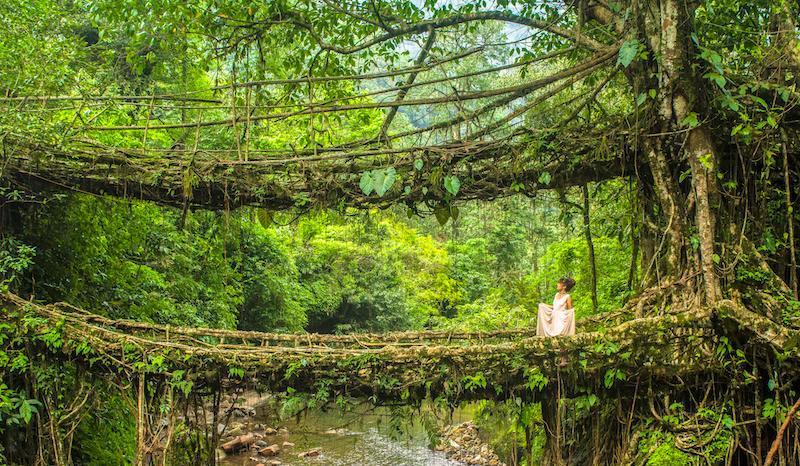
[536,277,576,337]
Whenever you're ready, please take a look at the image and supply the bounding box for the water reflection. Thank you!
[220,403,474,466]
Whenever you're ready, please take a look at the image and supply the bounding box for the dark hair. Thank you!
[559,276,576,292]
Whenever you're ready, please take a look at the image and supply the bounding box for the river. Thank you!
[219,400,478,466]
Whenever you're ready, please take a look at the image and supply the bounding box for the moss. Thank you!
[647,442,691,466]
[706,430,732,464]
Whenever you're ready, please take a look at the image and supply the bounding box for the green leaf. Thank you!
[604,369,616,388]
[371,170,385,195]
[766,114,777,128]
[434,204,450,226]
[704,72,726,89]
[538,171,552,186]
[414,159,424,171]
[373,167,396,197]
[19,400,33,424]
[359,172,374,195]
[636,92,647,106]
[723,96,740,111]
[722,415,734,429]
[256,209,273,228]
[443,175,461,196]
[699,152,714,170]
[680,112,699,128]
[617,40,639,68]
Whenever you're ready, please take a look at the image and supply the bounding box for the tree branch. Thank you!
[282,9,610,54]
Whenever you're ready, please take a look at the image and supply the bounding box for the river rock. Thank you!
[221,433,258,453]
[230,406,256,417]
[222,422,245,439]
[255,439,269,448]
[298,448,321,458]
[259,444,280,456]
[282,441,295,448]
[263,427,278,435]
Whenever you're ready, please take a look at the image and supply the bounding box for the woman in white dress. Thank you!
[536,277,576,337]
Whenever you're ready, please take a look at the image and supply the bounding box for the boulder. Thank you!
[435,422,506,466]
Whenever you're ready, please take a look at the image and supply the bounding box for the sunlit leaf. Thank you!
[359,172,374,195]
[443,175,460,196]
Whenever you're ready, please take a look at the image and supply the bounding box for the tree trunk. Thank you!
[783,134,798,299]
[633,0,724,304]
[582,185,598,312]
[638,185,658,288]
[642,138,686,276]
[627,226,640,294]
[685,127,722,303]
[541,389,564,466]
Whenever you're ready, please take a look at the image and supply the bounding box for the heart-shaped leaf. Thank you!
[414,159,424,170]
[617,39,639,68]
[443,175,461,196]
[374,167,396,197]
[359,172,374,195]
[434,204,450,226]
[450,205,460,221]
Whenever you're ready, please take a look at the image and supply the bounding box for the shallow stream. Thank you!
[219,402,476,466]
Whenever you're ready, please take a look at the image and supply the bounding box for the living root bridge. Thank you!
[1,131,631,211]
[4,293,795,403]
